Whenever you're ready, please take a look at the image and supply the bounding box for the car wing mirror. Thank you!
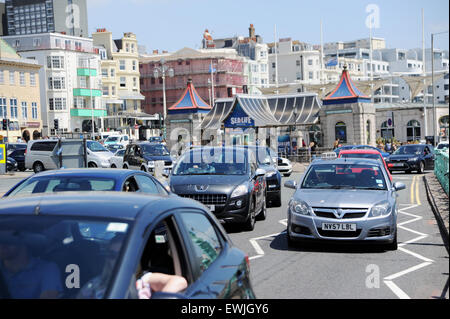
[284,180,297,189]
[393,182,406,191]
[255,168,266,177]
[150,292,187,299]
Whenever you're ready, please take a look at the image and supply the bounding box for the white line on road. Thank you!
[384,280,411,299]
[384,262,433,281]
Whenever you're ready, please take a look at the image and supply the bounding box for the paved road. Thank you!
[227,171,449,299]
[1,170,448,299]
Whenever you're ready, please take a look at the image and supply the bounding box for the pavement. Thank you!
[424,173,449,251]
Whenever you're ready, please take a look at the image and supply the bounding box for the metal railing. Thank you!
[278,147,334,163]
[434,149,449,195]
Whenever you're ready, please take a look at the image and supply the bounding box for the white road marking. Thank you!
[384,281,411,299]
[384,262,433,281]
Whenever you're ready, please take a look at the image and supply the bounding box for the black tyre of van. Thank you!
[33,162,45,174]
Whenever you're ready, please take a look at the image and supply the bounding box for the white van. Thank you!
[103,134,130,148]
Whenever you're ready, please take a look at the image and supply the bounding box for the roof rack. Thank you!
[320,152,338,160]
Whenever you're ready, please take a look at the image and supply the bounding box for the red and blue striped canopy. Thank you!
[168,79,212,114]
[322,67,371,105]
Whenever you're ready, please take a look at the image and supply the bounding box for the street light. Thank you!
[153,58,174,139]
[431,30,449,146]
[86,56,97,140]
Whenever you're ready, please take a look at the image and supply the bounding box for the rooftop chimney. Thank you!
[249,24,255,39]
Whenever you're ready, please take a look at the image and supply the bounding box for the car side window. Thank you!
[134,175,161,194]
[178,212,222,276]
[122,177,139,192]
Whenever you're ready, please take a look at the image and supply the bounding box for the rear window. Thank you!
[340,153,381,160]
[30,142,57,152]
[8,177,116,197]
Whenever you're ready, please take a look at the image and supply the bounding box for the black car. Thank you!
[6,143,27,152]
[169,147,267,231]
[7,148,26,171]
[123,142,174,174]
[386,144,435,174]
[0,192,255,299]
[240,146,282,207]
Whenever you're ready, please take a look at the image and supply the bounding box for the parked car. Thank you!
[240,146,282,207]
[6,143,27,152]
[7,148,26,171]
[0,192,255,299]
[105,144,125,153]
[284,158,405,250]
[148,136,167,145]
[334,145,390,159]
[435,142,449,152]
[338,149,392,181]
[3,169,169,198]
[6,157,18,172]
[86,141,114,168]
[104,135,130,148]
[109,149,126,169]
[385,144,435,174]
[276,156,293,177]
[169,147,267,230]
[123,142,174,174]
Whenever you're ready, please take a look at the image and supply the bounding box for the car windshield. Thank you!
[105,137,120,142]
[302,163,387,190]
[173,149,248,176]
[340,153,381,161]
[114,150,125,157]
[149,137,162,142]
[87,141,109,152]
[141,144,169,156]
[437,143,449,150]
[393,146,424,155]
[0,215,130,299]
[8,177,116,197]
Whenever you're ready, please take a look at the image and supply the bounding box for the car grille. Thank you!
[317,229,362,238]
[312,208,368,219]
[179,194,227,205]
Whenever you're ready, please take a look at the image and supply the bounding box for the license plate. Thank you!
[393,163,404,167]
[208,205,215,212]
[322,223,356,232]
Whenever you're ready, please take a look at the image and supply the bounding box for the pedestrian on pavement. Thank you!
[333,139,340,150]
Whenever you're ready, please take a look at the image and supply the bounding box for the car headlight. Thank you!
[408,157,419,162]
[231,183,248,198]
[147,161,155,167]
[289,200,312,216]
[369,201,391,218]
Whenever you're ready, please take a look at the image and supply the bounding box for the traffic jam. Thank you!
[2,137,442,301]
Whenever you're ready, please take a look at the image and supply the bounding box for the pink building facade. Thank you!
[139,49,247,116]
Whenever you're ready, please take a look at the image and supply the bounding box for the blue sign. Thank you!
[224,102,255,128]
[278,135,291,154]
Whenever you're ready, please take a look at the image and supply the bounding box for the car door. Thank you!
[174,210,252,299]
[249,152,264,213]
[423,146,434,169]
[134,174,168,195]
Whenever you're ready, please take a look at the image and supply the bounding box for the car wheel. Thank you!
[141,166,147,172]
[111,164,117,169]
[244,199,256,231]
[256,196,267,221]
[123,164,129,169]
[417,162,425,174]
[33,162,44,174]
[385,232,398,251]
[88,162,97,168]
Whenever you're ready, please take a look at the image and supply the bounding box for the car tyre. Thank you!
[88,162,97,168]
[417,161,425,174]
[385,232,398,251]
[123,164,129,169]
[256,196,267,221]
[244,200,256,231]
[111,164,117,169]
[33,162,44,174]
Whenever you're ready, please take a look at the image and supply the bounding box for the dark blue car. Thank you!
[0,192,255,299]
[385,144,435,174]
[123,142,174,174]
[7,148,26,171]
[2,169,169,198]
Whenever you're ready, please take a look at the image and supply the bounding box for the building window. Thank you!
[0,98,7,118]
[133,77,137,88]
[366,120,371,144]
[110,69,115,78]
[308,59,313,66]
[132,60,137,71]
[48,77,65,90]
[102,69,108,78]
[0,71,4,84]
[308,125,322,147]
[9,71,15,85]
[309,72,313,80]
[30,73,36,86]
[32,102,38,119]
[134,101,138,111]
[103,86,109,96]
[406,120,421,142]
[120,60,126,71]
[120,77,126,88]
[10,99,18,119]
[272,62,276,68]
[19,72,26,86]
[381,121,395,140]
[335,122,347,143]
[111,86,116,96]
[22,102,28,119]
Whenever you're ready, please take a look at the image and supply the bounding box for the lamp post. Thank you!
[431,30,449,146]
[153,58,174,139]
[86,56,97,140]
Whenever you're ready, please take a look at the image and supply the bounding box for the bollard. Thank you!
[154,160,165,180]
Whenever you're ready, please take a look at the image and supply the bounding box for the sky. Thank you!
[9,0,450,52]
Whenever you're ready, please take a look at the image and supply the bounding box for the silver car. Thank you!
[284,158,405,250]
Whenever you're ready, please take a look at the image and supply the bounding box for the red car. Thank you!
[338,149,393,181]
